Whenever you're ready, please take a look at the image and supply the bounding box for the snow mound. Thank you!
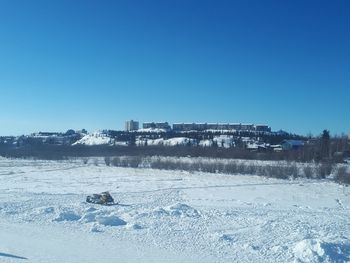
[90,224,102,233]
[293,239,350,263]
[72,132,115,146]
[147,203,200,218]
[96,215,127,226]
[80,209,127,227]
[151,207,169,217]
[165,203,200,218]
[34,206,55,215]
[53,211,81,222]
[80,210,99,223]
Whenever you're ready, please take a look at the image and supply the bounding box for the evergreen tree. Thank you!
[321,129,330,159]
[128,133,136,146]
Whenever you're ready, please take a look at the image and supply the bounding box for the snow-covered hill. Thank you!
[136,128,168,133]
[0,157,349,262]
[71,131,263,149]
[72,132,113,146]
[213,135,235,148]
[137,137,196,146]
[137,136,235,147]
[72,132,128,146]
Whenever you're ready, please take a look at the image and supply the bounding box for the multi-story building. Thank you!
[140,121,271,132]
[172,123,258,132]
[125,120,139,131]
[240,124,255,131]
[255,125,271,132]
[206,123,218,130]
[172,123,198,131]
[229,123,242,130]
[143,122,171,130]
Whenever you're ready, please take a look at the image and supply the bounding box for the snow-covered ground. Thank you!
[137,137,196,146]
[73,132,115,146]
[0,157,349,262]
[73,132,127,146]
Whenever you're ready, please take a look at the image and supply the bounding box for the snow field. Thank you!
[0,157,349,262]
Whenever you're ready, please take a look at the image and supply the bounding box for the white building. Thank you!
[125,120,139,131]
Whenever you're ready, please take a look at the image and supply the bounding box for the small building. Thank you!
[32,132,62,137]
[0,136,16,145]
[281,140,304,150]
[125,120,139,131]
[270,144,283,152]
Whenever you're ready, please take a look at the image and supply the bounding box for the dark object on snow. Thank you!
[86,191,115,205]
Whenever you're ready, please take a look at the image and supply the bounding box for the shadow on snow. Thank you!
[0,252,27,260]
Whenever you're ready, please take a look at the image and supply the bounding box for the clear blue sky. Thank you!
[0,0,349,136]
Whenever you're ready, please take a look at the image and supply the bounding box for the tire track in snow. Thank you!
[119,181,307,194]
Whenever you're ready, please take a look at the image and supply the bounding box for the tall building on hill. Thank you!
[125,120,139,131]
